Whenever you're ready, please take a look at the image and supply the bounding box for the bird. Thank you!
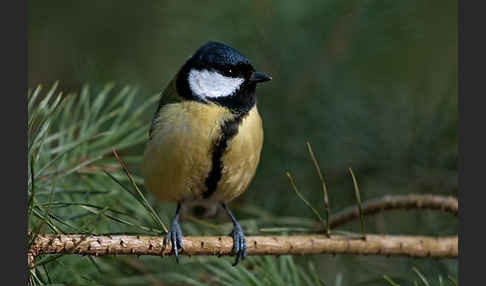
[141,41,271,266]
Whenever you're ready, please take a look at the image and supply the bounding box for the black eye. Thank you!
[228,69,233,74]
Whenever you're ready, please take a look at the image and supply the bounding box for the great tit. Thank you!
[142,41,271,266]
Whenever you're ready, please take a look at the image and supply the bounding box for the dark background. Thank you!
[28,0,457,284]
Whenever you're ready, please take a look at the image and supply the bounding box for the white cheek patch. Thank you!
[188,69,244,99]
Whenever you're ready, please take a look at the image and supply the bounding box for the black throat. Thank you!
[202,111,249,199]
[207,82,257,114]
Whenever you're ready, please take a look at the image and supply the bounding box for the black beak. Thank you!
[250,72,272,83]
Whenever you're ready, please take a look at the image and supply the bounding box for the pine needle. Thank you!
[412,267,430,286]
[383,275,400,286]
[112,148,168,233]
[306,142,331,236]
[286,172,326,231]
[348,168,365,238]
[447,275,458,286]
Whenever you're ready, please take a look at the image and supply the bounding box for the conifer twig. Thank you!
[29,233,458,266]
[330,194,458,229]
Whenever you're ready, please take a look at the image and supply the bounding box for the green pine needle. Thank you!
[348,168,365,238]
[306,142,331,236]
[286,172,326,232]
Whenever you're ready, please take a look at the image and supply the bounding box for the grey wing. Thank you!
[148,78,184,140]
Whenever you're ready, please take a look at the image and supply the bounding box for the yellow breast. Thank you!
[142,101,263,203]
[214,107,263,202]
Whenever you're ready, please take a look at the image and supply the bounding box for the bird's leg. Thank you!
[221,203,246,266]
[163,202,184,263]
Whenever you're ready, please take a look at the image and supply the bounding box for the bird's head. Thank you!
[176,41,271,113]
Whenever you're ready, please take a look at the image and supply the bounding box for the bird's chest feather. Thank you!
[216,107,263,201]
[143,102,263,202]
[143,102,228,200]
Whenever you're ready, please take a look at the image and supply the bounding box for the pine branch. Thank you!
[330,194,458,229]
[29,233,457,268]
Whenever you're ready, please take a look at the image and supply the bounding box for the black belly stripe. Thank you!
[203,114,246,199]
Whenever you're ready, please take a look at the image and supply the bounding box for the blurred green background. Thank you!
[28,0,457,285]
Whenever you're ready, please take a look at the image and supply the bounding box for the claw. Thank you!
[176,226,184,252]
[164,203,183,263]
[230,221,246,266]
[241,236,247,259]
[164,222,184,263]
[221,203,247,266]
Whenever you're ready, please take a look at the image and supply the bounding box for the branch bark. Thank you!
[29,233,457,268]
[330,194,458,228]
[28,195,459,268]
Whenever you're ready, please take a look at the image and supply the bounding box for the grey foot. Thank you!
[164,221,184,263]
[229,223,246,266]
